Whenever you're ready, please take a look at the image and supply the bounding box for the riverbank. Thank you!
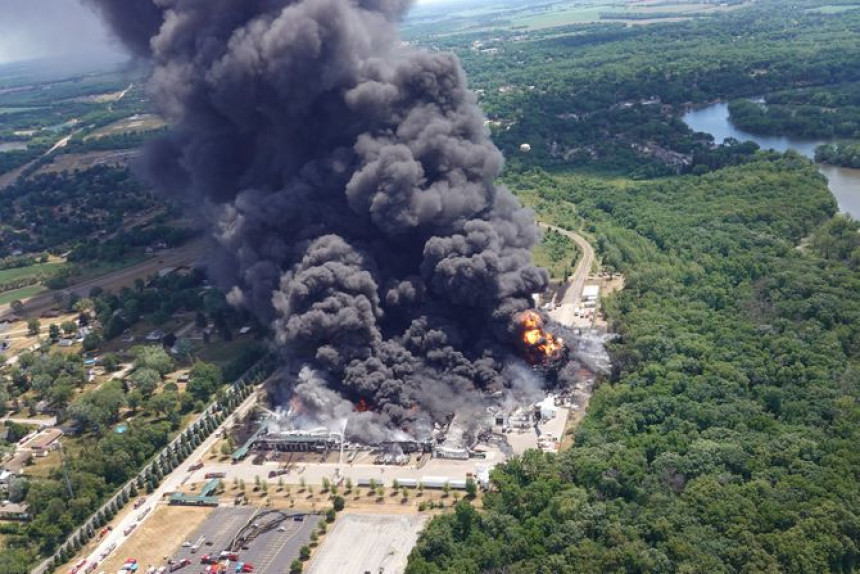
[684,101,860,218]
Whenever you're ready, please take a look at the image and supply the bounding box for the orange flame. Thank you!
[518,310,564,362]
[355,398,370,413]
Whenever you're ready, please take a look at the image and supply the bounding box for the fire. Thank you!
[518,310,564,362]
[355,398,370,413]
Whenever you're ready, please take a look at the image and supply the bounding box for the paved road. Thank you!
[0,416,56,427]
[540,223,595,328]
[74,391,259,571]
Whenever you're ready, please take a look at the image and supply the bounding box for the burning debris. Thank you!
[517,310,565,364]
[85,0,588,440]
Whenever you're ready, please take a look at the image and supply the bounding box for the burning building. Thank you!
[517,310,566,364]
[85,0,580,442]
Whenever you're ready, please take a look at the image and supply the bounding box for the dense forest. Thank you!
[412,0,860,175]
[1,0,858,572]
[816,142,860,168]
[0,166,167,259]
[408,155,860,572]
[404,12,860,569]
[729,98,860,140]
[728,81,860,140]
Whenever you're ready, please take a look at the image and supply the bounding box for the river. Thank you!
[683,102,860,219]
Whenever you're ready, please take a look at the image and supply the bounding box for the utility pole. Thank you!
[337,418,348,480]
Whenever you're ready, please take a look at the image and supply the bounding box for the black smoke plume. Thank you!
[85,0,552,440]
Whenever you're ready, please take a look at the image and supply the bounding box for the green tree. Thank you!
[127,389,143,413]
[465,477,477,499]
[130,367,160,398]
[82,333,101,351]
[101,353,120,372]
[132,346,173,376]
[187,361,223,402]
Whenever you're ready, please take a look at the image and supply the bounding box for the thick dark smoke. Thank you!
[85,0,553,440]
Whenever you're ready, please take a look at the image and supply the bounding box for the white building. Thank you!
[537,396,558,420]
[582,284,600,301]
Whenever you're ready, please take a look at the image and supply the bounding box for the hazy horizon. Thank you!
[0,0,127,65]
[0,0,488,66]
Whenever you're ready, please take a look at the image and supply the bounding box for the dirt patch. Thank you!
[99,505,213,573]
[592,273,624,329]
[85,115,166,140]
[35,150,140,175]
[559,404,590,452]
[216,481,478,517]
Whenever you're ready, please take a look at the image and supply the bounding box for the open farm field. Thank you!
[85,114,165,140]
[0,262,63,284]
[0,106,42,114]
[0,285,45,306]
[35,149,139,174]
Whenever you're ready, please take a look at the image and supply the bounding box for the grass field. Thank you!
[805,4,860,12]
[533,231,580,281]
[84,114,165,140]
[510,6,605,29]
[69,254,150,284]
[0,285,46,306]
[100,506,213,574]
[406,0,750,34]
[0,261,63,284]
[0,107,41,115]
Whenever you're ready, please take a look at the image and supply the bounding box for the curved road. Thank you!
[538,223,595,328]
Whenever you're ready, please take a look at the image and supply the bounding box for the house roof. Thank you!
[24,428,63,450]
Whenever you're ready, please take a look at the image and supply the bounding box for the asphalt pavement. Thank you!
[167,508,319,574]
[539,223,595,328]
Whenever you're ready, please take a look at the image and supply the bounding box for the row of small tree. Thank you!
[41,359,274,574]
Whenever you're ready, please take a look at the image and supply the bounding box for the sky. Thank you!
[0,0,463,65]
[0,0,124,65]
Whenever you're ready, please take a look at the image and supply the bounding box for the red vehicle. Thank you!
[218,551,238,561]
[204,472,226,479]
[200,556,217,565]
[189,462,204,471]
[241,563,254,573]
[98,526,112,539]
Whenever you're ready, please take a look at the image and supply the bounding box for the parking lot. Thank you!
[307,514,428,574]
[168,507,320,574]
